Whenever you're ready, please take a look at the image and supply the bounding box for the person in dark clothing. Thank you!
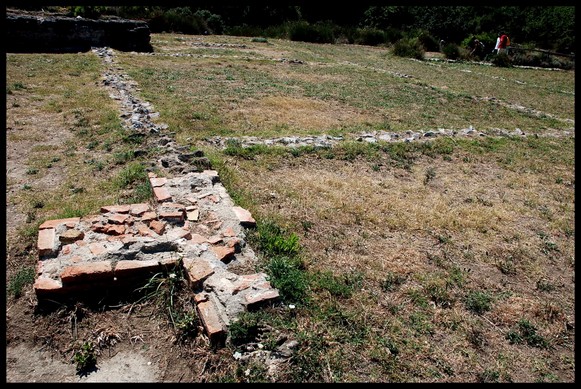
[470,37,485,59]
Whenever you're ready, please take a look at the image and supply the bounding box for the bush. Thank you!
[441,42,463,60]
[287,21,335,44]
[491,52,512,67]
[510,50,574,70]
[417,30,440,52]
[391,37,425,60]
[354,28,387,46]
[148,7,207,34]
[384,27,404,44]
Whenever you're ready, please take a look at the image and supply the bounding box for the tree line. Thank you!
[8,5,575,54]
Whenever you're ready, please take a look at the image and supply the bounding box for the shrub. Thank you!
[72,341,97,372]
[267,256,309,303]
[391,38,425,60]
[491,52,512,67]
[148,7,207,34]
[506,319,549,348]
[384,27,404,44]
[287,21,335,44]
[354,28,387,46]
[417,30,440,52]
[441,42,464,60]
[465,290,493,314]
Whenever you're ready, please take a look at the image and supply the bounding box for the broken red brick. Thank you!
[37,228,57,257]
[153,187,172,203]
[59,229,84,244]
[137,223,157,237]
[61,244,73,255]
[159,210,184,222]
[91,223,108,233]
[196,300,226,345]
[149,177,167,187]
[194,293,209,303]
[114,259,161,278]
[100,205,131,214]
[190,234,208,244]
[186,210,199,221]
[232,206,256,227]
[34,277,63,294]
[60,261,113,284]
[232,274,264,294]
[166,228,192,241]
[105,224,126,235]
[183,257,215,287]
[129,203,150,216]
[222,227,237,237]
[108,213,129,225]
[141,211,157,222]
[244,289,280,309]
[88,242,108,256]
[207,235,223,244]
[149,220,166,235]
[38,217,80,230]
[210,245,236,262]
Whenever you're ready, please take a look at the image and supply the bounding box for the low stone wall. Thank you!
[5,11,153,53]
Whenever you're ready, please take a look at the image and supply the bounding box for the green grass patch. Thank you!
[464,290,493,314]
[7,267,35,299]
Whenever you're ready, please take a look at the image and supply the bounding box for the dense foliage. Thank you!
[8,5,575,53]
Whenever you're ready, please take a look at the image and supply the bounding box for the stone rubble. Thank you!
[34,47,281,349]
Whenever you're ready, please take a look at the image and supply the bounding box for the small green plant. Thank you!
[114,162,147,189]
[256,221,300,257]
[381,271,406,292]
[267,256,309,303]
[229,311,262,346]
[497,258,517,275]
[26,168,38,175]
[478,369,500,383]
[506,319,548,348]
[7,267,35,298]
[425,282,453,308]
[72,341,97,372]
[536,278,556,292]
[464,290,493,314]
[301,220,313,232]
[11,82,27,91]
[313,270,363,299]
[424,167,436,185]
[132,265,197,339]
[113,150,136,164]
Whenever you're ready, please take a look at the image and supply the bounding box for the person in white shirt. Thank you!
[493,33,501,54]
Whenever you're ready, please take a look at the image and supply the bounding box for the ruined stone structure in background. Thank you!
[5,11,153,53]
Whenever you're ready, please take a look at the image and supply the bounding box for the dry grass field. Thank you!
[6,33,575,382]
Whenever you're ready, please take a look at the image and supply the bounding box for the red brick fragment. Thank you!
[60,261,113,284]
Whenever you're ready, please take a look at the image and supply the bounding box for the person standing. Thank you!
[498,33,510,54]
[470,38,485,59]
[494,33,501,54]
